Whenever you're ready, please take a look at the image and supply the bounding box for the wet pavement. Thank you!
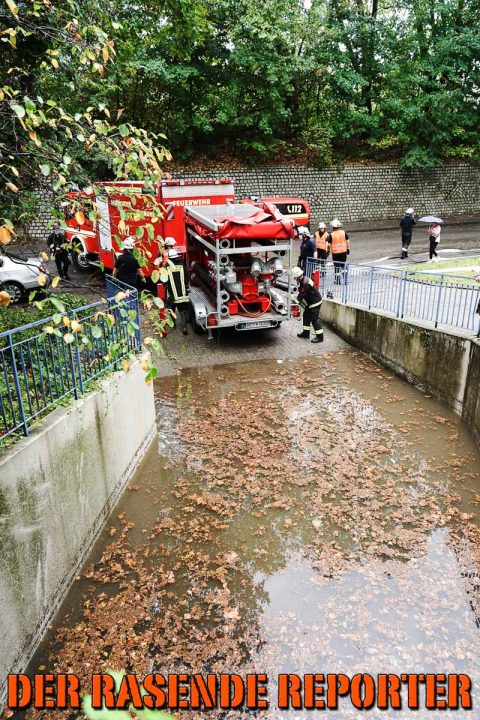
[24,348,480,719]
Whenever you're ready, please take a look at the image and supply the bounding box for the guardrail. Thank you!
[306,259,480,336]
[0,277,142,440]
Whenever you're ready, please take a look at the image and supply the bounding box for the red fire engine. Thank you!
[186,200,300,335]
[64,179,235,276]
[63,180,302,334]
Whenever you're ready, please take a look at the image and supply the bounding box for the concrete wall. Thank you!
[321,301,480,444]
[29,162,480,241]
[0,360,156,699]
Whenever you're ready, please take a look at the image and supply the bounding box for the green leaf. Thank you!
[11,103,25,118]
[118,124,129,137]
[50,297,65,313]
[82,694,131,720]
[40,164,51,177]
[91,325,102,339]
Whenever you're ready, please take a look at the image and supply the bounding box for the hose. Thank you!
[236,294,272,318]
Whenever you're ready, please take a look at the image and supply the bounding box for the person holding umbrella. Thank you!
[418,215,444,262]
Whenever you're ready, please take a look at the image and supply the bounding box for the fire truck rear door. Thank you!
[96,196,112,251]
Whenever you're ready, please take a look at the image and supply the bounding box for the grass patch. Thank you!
[403,256,480,284]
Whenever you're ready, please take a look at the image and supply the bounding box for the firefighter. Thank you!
[400,208,416,259]
[315,221,330,262]
[297,226,317,272]
[292,266,324,343]
[47,221,71,280]
[330,219,350,285]
[113,236,145,289]
[163,238,190,335]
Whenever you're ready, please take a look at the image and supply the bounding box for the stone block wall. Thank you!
[28,185,55,242]
[173,162,480,224]
[29,163,480,240]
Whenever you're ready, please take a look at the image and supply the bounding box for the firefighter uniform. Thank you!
[164,262,190,334]
[330,227,350,285]
[297,275,324,343]
[298,234,317,271]
[48,227,70,279]
[314,230,330,261]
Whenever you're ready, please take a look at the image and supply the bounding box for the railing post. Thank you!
[342,263,349,303]
[71,310,85,394]
[135,288,142,349]
[8,333,28,436]
[434,275,445,329]
[396,271,406,318]
[368,266,375,309]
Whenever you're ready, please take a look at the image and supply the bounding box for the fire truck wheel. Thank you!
[71,241,92,272]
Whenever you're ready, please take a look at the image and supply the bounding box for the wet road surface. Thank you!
[26,349,480,719]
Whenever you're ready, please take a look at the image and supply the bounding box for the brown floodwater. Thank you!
[25,348,480,719]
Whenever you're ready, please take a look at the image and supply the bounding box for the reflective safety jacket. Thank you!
[315,230,330,251]
[330,229,349,254]
[165,264,189,304]
[297,276,322,309]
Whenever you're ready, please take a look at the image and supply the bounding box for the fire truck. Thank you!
[64,179,235,275]
[186,200,300,335]
[242,196,311,228]
[63,180,301,334]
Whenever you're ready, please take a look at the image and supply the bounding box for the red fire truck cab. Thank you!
[242,196,311,229]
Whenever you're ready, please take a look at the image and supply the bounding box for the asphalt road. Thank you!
[346,214,480,264]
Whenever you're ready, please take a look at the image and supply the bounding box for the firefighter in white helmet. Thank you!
[297,226,317,272]
[292,266,324,343]
[161,237,190,335]
[330,219,350,285]
[113,236,145,289]
[400,208,416,259]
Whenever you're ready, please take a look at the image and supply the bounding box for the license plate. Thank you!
[236,320,276,330]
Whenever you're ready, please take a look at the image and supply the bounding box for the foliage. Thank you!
[73,0,478,168]
[0,0,169,240]
[0,291,84,335]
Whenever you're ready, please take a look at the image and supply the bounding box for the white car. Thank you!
[0,251,50,303]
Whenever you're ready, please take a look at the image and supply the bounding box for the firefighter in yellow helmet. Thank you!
[162,237,190,335]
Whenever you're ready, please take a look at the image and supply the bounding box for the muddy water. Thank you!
[27,349,480,719]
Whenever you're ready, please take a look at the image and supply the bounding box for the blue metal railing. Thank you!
[306,259,480,336]
[0,278,142,440]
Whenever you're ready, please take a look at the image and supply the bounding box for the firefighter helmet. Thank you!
[318,221,326,230]
[406,207,414,215]
[298,226,310,237]
[331,218,342,228]
[167,247,179,259]
[164,236,176,247]
[292,266,303,279]
[123,236,135,249]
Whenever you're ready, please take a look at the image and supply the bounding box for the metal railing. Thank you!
[0,277,142,440]
[306,259,480,336]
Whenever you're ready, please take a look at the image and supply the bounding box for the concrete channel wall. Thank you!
[0,360,156,701]
[321,301,480,445]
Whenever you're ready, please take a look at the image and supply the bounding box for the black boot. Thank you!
[297,331,310,339]
[311,335,324,343]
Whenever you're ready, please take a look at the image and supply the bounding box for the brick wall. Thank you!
[28,163,480,240]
